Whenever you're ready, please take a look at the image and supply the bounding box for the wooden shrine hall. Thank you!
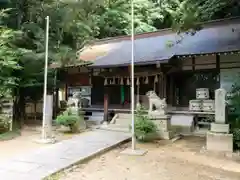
[53,17,240,119]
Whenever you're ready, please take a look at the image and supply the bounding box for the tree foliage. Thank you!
[159,0,240,32]
[0,0,238,123]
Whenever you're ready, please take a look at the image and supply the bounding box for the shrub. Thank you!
[56,108,84,133]
[228,81,240,150]
[233,128,240,149]
[130,104,157,142]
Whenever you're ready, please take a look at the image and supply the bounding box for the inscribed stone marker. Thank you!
[215,88,226,124]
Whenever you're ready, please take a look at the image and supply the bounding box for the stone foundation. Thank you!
[206,131,233,152]
[150,115,173,140]
[156,130,174,140]
[210,123,229,133]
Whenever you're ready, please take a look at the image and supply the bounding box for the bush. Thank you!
[130,104,157,142]
[233,128,240,149]
[228,81,240,150]
[56,108,84,133]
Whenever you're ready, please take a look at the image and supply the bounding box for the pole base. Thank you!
[34,137,56,144]
[120,148,147,156]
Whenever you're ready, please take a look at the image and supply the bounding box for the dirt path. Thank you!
[60,137,240,180]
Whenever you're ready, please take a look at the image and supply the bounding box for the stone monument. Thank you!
[206,88,233,152]
[146,91,172,140]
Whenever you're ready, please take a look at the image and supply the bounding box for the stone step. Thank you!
[87,115,103,121]
[98,124,130,133]
[86,120,99,127]
[86,119,102,125]
[114,118,131,126]
[118,113,131,119]
[91,112,104,116]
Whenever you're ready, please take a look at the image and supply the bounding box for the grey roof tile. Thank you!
[90,22,240,67]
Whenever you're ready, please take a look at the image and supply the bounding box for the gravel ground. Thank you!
[59,136,240,180]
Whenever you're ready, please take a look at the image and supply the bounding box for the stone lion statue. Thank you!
[146,91,167,116]
[67,92,82,108]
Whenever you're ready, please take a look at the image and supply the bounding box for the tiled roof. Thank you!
[78,18,240,67]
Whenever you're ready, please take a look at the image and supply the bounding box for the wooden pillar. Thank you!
[64,83,68,101]
[169,76,174,105]
[104,94,109,122]
[120,85,125,106]
[159,73,167,99]
[216,54,220,88]
[158,74,162,98]
[137,85,140,103]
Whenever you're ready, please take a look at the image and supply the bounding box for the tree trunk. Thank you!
[13,88,26,128]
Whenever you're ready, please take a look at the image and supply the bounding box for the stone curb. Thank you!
[44,136,131,179]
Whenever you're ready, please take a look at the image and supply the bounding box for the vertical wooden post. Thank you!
[158,74,163,98]
[120,85,125,106]
[104,94,109,122]
[137,85,140,103]
[163,74,167,98]
[216,54,220,88]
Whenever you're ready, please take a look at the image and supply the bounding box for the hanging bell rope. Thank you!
[144,76,149,84]
[104,78,108,86]
[120,77,124,85]
[154,75,158,83]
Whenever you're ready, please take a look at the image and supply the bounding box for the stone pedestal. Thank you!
[210,123,229,133]
[206,131,233,152]
[206,88,233,152]
[36,95,56,144]
[150,115,173,140]
[42,95,53,139]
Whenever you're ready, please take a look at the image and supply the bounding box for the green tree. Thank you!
[158,0,240,32]
[96,0,163,38]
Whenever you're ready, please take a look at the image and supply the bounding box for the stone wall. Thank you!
[0,97,14,131]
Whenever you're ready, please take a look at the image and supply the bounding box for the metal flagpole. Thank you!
[131,0,136,150]
[119,0,146,156]
[42,16,50,140]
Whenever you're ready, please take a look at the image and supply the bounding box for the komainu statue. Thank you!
[67,92,82,108]
[146,91,167,116]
